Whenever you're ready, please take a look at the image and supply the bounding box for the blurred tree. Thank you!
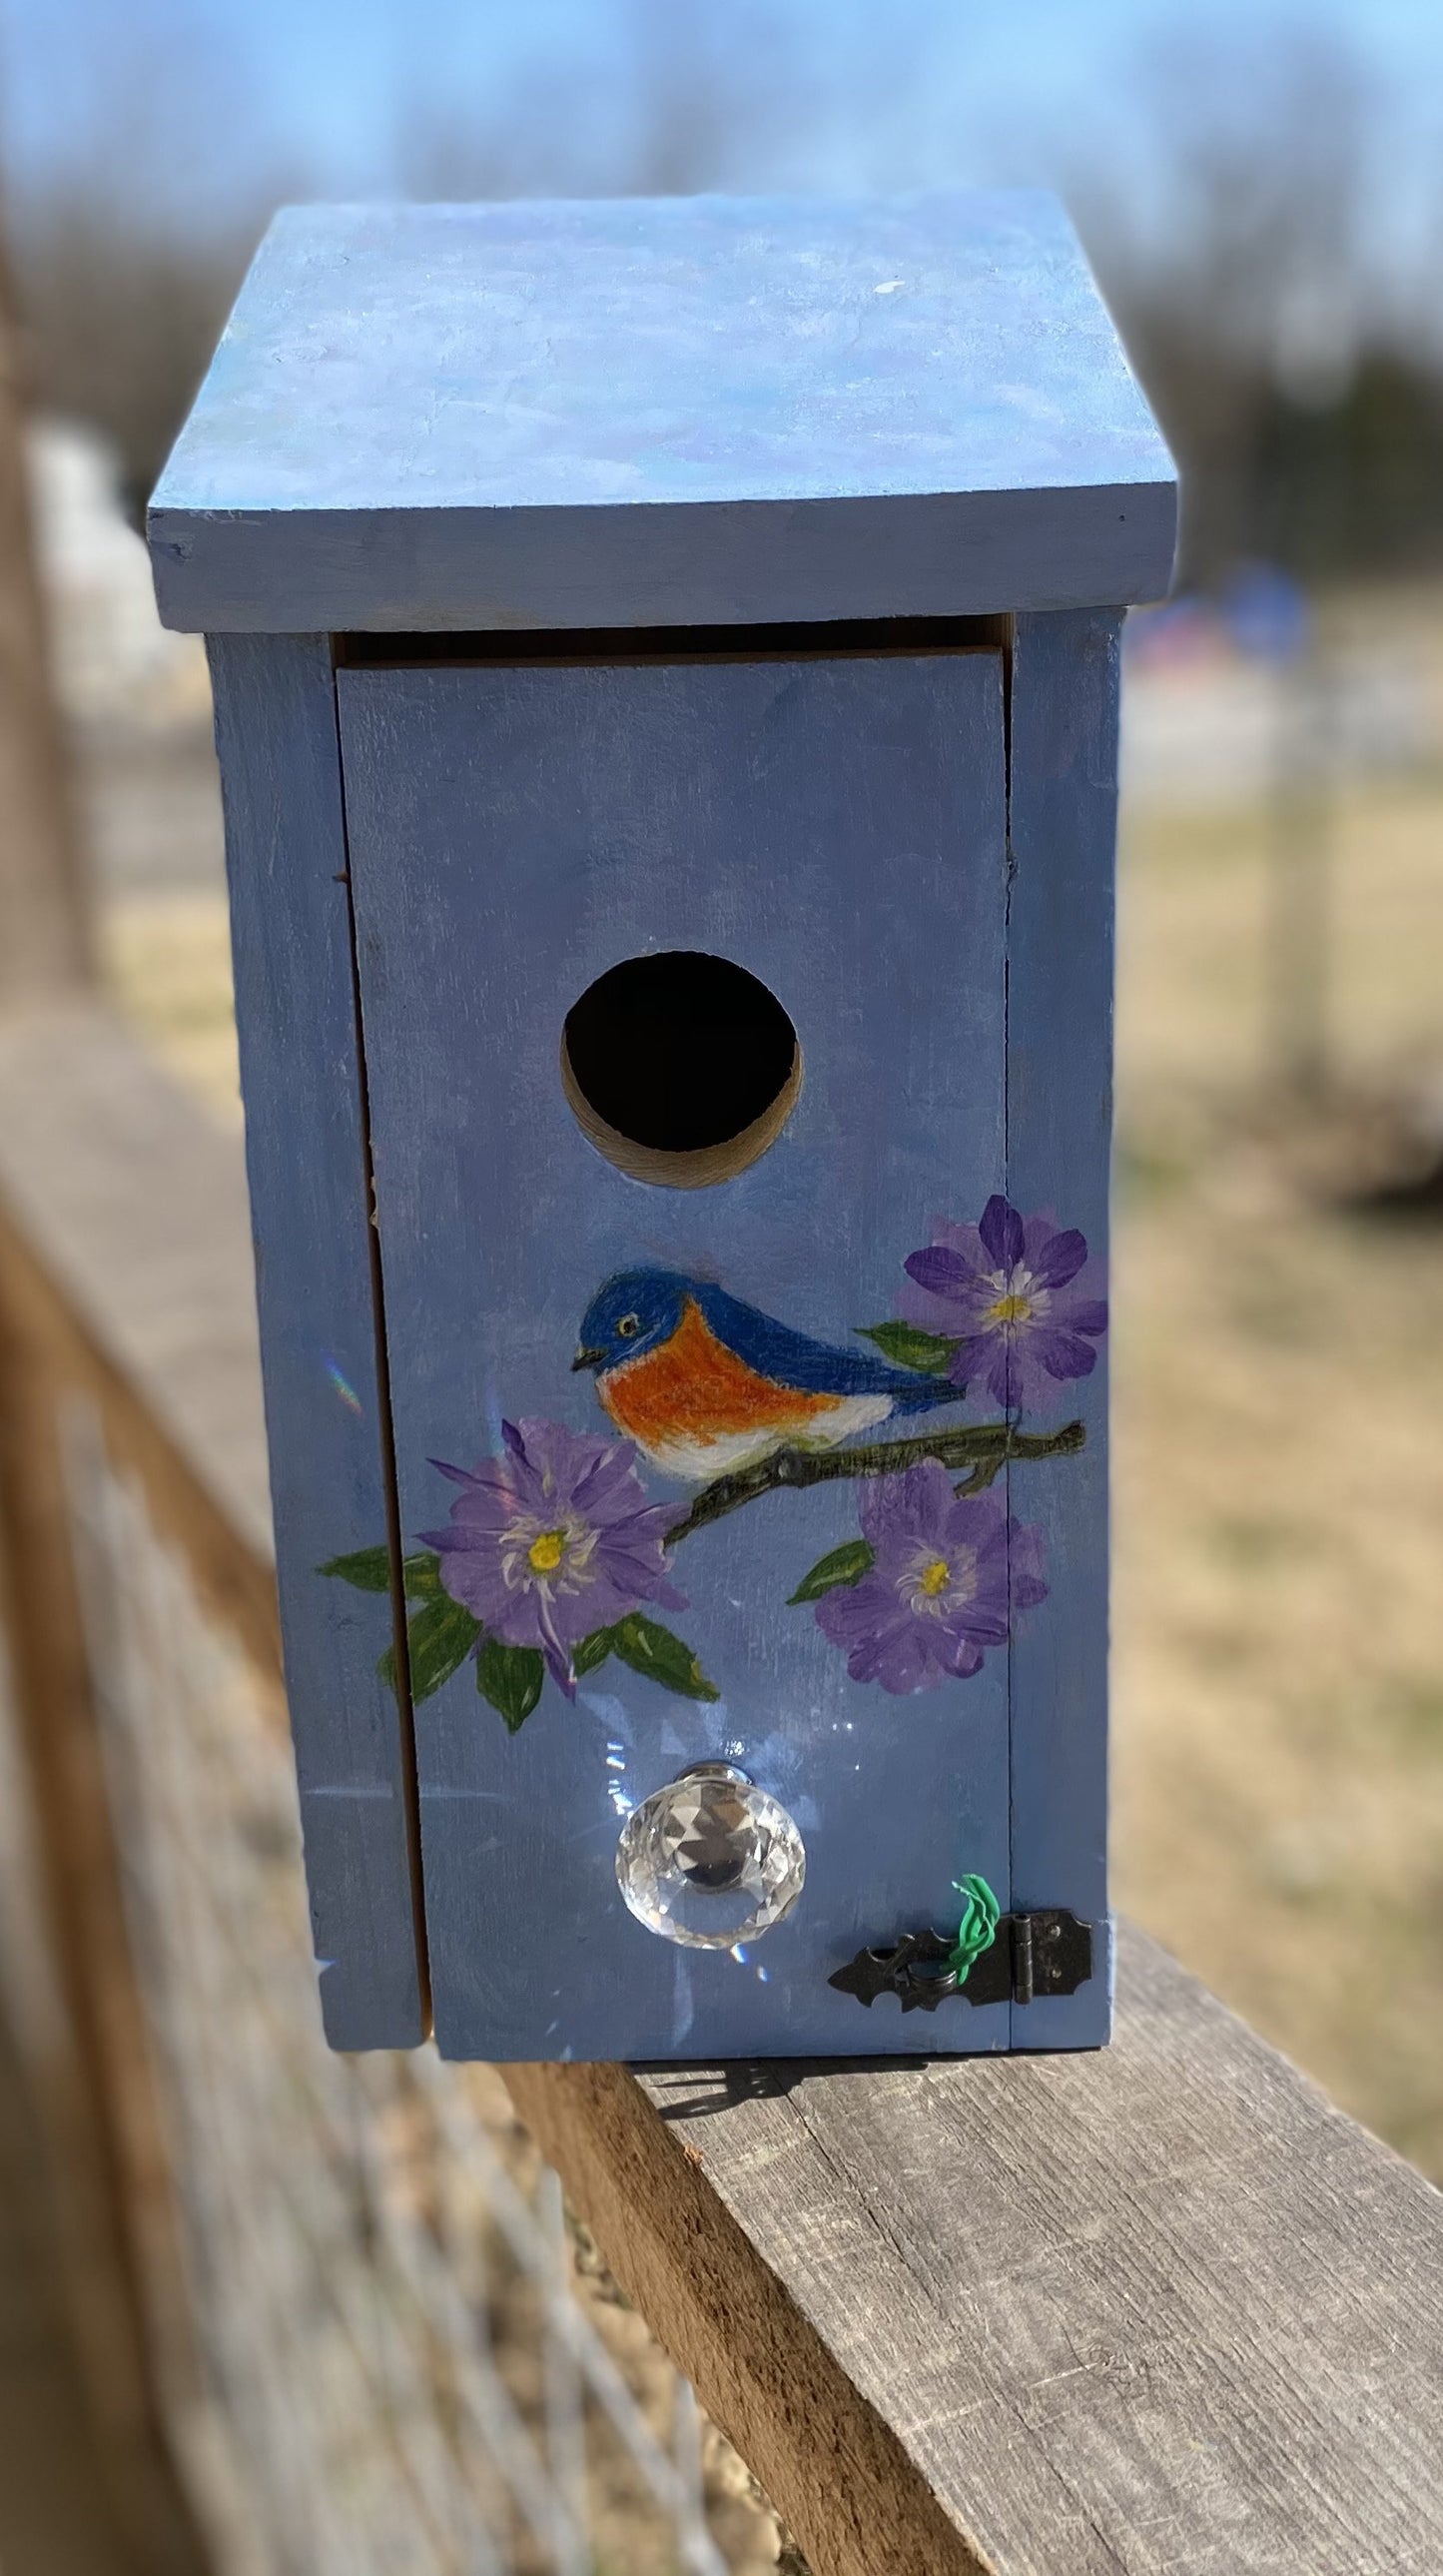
[2,0,302,520]
[1074,23,1356,576]
[392,0,804,205]
[1074,21,1443,583]
[5,0,1443,580]
[13,199,258,523]
[1255,360,1443,579]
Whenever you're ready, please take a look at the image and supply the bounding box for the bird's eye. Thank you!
[616,1312,641,1337]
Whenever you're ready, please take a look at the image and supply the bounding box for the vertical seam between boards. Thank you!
[328,657,434,2036]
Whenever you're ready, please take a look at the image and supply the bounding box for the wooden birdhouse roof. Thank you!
[149,190,1176,633]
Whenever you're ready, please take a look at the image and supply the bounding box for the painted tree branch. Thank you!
[665,1419,1085,1544]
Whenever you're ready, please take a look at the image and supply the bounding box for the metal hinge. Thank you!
[828,1910,1093,2014]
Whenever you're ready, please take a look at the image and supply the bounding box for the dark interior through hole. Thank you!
[336,611,1006,666]
[563,953,798,1155]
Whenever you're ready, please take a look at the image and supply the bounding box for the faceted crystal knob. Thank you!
[615,1763,806,1951]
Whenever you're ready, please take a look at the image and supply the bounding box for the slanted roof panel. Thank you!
[150,192,1176,631]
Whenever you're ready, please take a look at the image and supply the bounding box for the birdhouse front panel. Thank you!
[336,642,1025,2058]
[150,191,1175,2059]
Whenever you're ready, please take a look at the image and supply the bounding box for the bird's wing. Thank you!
[694,1284,948,1398]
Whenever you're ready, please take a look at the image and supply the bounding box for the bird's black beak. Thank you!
[572,1345,606,1372]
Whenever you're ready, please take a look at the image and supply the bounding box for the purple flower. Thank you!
[900,1195,1107,1412]
[815,1464,1047,1695]
[420,1418,685,1697]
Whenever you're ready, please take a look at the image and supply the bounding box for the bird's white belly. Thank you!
[640,1394,895,1484]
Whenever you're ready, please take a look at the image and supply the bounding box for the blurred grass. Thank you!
[1114,772,1443,2178]
[99,887,240,1118]
[99,760,1443,2180]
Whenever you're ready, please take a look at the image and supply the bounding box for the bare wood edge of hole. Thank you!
[559,1035,804,1190]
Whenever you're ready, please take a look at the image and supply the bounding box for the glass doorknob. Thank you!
[615,1763,806,1950]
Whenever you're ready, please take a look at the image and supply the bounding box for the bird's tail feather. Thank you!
[889,1374,965,1415]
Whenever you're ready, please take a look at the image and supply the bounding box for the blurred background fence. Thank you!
[0,997,794,2574]
[67,1402,758,2576]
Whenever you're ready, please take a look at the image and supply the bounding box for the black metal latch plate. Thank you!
[829,1910,1093,2014]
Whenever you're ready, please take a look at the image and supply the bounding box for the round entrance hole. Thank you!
[561,951,802,1188]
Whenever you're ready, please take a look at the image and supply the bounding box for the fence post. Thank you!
[0,216,94,1001]
[0,1217,209,2571]
[0,203,198,2563]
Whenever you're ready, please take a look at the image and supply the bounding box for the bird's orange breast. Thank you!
[599,1298,836,1448]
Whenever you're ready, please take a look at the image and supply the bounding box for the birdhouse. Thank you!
[149,193,1175,2062]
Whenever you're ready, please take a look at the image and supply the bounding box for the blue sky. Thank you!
[3,0,1442,312]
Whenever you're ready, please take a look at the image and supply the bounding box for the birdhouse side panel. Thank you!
[1005,607,1123,2048]
[337,649,1031,2060]
[208,632,426,2048]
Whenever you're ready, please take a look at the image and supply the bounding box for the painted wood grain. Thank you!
[339,648,1015,2061]
[510,1920,1443,2576]
[207,636,426,2048]
[149,193,1176,633]
[1005,608,1124,2049]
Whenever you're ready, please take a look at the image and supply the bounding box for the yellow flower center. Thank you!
[919,1556,952,1598]
[986,1291,1032,1326]
[527,1528,567,1575]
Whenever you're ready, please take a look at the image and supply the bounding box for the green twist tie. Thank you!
[948,1874,1001,1986]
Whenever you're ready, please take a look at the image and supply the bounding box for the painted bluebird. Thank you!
[572,1269,959,1482]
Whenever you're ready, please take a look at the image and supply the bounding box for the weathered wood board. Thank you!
[508,1920,1443,2576]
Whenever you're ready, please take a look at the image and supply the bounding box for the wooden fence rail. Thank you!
[0,1000,1440,2576]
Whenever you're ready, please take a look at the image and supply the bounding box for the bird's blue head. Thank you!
[572,1270,694,1376]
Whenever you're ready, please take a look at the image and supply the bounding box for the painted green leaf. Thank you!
[609,1614,720,1703]
[378,1595,481,1702]
[401,1550,444,1600]
[855,1320,960,1374]
[572,1625,617,1679]
[476,1637,545,1733]
[788,1539,875,1604]
[319,1544,391,1591]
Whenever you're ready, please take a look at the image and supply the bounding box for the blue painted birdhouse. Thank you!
[149,193,1175,2061]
